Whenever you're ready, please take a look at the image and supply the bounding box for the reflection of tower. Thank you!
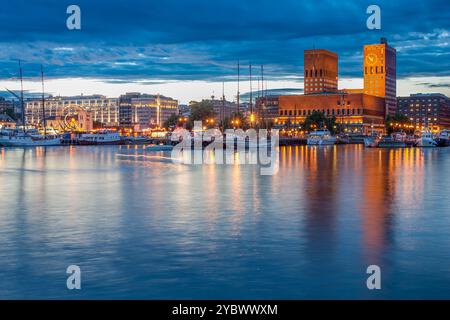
[156,93,161,127]
[302,146,338,251]
[359,148,406,262]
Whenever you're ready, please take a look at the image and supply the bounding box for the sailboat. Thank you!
[0,63,61,147]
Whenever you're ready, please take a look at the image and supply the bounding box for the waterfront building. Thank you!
[25,95,119,127]
[277,92,386,134]
[304,49,338,94]
[275,44,387,133]
[0,113,16,129]
[0,97,14,113]
[363,38,397,116]
[118,92,178,131]
[255,95,280,123]
[210,98,237,123]
[397,93,450,131]
[46,109,93,132]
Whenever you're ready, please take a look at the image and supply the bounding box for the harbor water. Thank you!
[0,145,449,299]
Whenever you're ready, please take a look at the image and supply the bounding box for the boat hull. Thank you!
[436,138,450,147]
[377,141,406,148]
[0,136,61,147]
[78,140,122,145]
[416,138,437,147]
[307,138,336,146]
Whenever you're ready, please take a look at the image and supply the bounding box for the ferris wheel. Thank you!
[60,105,86,132]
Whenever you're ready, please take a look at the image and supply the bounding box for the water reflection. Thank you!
[0,145,449,299]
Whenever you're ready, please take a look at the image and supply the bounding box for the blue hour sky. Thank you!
[0,0,448,103]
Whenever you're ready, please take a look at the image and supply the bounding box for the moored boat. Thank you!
[122,135,151,145]
[377,132,407,148]
[0,63,61,147]
[307,129,336,146]
[435,129,450,147]
[415,130,437,147]
[79,130,121,145]
[0,131,61,147]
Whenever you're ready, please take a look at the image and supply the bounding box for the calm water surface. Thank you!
[0,145,449,299]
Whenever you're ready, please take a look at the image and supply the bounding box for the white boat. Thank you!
[307,130,336,145]
[0,131,61,147]
[0,64,61,147]
[363,136,379,148]
[436,129,450,147]
[377,132,407,148]
[79,130,121,145]
[415,130,437,147]
[363,131,380,148]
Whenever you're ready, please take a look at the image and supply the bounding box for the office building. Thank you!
[397,93,450,131]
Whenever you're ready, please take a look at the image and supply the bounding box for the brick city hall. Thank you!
[272,38,396,134]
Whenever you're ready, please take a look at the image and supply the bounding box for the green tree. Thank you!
[304,111,337,134]
[386,113,412,134]
[190,100,215,122]
[164,113,180,129]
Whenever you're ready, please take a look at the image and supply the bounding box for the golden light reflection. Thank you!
[360,147,427,261]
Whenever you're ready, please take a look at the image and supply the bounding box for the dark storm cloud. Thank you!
[415,82,450,89]
[0,0,448,81]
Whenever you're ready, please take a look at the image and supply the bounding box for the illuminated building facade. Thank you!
[255,95,280,122]
[277,93,386,133]
[363,38,397,116]
[397,93,450,131]
[207,98,237,123]
[304,49,338,94]
[0,113,16,129]
[46,109,93,132]
[118,92,178,130]
[25,95,119,127]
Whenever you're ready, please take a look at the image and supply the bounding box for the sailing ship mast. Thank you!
[249,63,253,115]
[19,60,25,133]
[236,60,240,115]
[41,65,47,137]
[221,81,225,127]
[261,64,265,127]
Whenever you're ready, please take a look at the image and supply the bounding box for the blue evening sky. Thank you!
[0,0,448,103]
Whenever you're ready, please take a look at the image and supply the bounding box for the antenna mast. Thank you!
[237,60,240,115]
[222,81,225,127]
[249,63,252,114]
[41,65,47,136]
[19,60,25,133]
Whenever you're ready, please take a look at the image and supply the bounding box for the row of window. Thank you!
[365,66,384,75]
[280,108,363,116]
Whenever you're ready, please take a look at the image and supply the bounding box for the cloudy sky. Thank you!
[0,0,449,103]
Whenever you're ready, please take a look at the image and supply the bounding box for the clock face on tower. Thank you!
[366,53,377,65]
